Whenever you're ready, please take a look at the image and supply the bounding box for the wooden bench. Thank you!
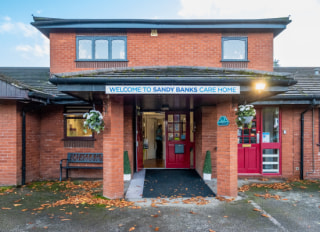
[59,153,103,181]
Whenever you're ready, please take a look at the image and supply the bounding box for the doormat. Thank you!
[143,169,215,198]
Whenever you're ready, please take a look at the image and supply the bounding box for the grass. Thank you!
[0,186,14,192]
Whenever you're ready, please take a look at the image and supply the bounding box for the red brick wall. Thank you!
[39,105,103,180]
[280,106,320,179]
[304,108,320,179]
[195,106,217,177]
[50,31,274,73]
[281,106,300,178]
[247,33,273,71]
[127,30,221,67]
[25,108,41,183]
[50,33,76,74]
[16,104,22,185]
[0,101,20,185]
[195,108,202,175]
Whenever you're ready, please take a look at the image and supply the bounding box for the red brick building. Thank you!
[0,16,319,198]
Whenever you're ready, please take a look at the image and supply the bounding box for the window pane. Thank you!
[223,39,246,60]
[250,137,256,143]
[262,149,279,173]
[112,40,125,59]
[78,40,92,59]
[66,115,93,137]
[262,107,279,143]
[95,40,108,59]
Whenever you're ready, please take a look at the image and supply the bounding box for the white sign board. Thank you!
[105,85,240,94]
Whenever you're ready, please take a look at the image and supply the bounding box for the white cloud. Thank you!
[16,45,33,52]
[178,0,320,66]
[0,19,37,37]
[4,16,11,21]
[178,0,217,18]
[16,22,38,37]
[0,22,13,32]
[0,17,49,64]
[16,34,49,57]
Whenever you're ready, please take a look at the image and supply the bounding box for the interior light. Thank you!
[161,104,169,111]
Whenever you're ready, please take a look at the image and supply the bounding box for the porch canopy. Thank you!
[50,66,296,198]
[50,66,296,107]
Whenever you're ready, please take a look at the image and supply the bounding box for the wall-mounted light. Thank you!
[161,104,169,111]
[151,29,158,37]
[255,81,266,92]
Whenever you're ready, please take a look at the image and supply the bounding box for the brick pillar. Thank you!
[103,96,124,199]
[216,99,238,197]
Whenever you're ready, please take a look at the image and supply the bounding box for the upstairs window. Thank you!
[76,36,127,61]
[222,37,248,61]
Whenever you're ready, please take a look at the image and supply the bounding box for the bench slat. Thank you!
[67,153,103,163]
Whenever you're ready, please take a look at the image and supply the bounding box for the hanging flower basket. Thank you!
[83,110,105,134]
[243,116,254,124]
[235,105,256,129]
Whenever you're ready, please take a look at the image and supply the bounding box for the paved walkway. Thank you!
[0,175,319,231]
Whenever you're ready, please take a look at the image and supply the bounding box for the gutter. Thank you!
[306,107,316,176]
[268,95,320,100]
[49,76,297,86]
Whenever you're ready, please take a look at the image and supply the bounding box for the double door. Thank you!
[136,111,191,170]
[238,107,281,175]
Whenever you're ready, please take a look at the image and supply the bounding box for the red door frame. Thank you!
[136,112,144,171]
[165,111,191,169]
[237,107,282,175]
[260,107,282,176]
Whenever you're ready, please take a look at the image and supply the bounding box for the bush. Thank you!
[203,151,212,174]
[124,151,131,174]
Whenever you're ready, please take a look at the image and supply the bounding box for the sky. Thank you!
[0,0,319,67]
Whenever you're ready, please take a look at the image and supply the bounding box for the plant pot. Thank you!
[124,174,131,181]
[243,116,254,123]
[203,173,211,180]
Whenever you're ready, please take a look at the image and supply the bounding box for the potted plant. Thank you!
[124,151,132,181]
[203,151,212,180]
[235,104,256,129]
[83,110,105,134]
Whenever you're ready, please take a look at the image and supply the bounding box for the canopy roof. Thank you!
[50,66,295,106]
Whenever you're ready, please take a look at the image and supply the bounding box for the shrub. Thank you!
[203,151,212,174]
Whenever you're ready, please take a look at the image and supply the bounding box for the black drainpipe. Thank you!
[22,110,26,185]
[300,99,316,180]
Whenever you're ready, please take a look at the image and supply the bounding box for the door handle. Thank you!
[257,132,260,144]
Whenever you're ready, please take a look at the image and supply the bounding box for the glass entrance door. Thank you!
[261,107,281,174]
